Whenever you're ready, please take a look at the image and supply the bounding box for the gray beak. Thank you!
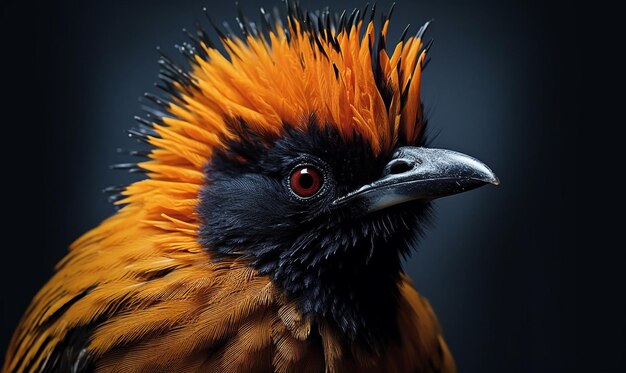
[332,146,499,213]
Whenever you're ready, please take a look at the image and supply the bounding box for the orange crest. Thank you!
[119,3,431,205]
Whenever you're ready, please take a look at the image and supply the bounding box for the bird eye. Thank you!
[289,166,323,198]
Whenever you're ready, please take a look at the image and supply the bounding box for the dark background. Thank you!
[0,0,594,372]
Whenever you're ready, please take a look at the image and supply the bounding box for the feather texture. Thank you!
[4,204,453,372]
[3,3,454,372]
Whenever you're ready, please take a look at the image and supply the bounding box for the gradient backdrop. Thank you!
[1,0,583,371]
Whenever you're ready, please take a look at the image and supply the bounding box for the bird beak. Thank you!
[332,146,499,213]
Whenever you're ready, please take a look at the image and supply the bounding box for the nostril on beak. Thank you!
[386,158,415,176]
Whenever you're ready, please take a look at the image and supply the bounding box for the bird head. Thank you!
[120,3,498,347]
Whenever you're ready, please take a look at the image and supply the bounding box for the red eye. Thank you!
[289,166,323,198]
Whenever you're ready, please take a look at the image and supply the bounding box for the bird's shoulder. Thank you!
[389,274,457,373]
[3,205,278,371]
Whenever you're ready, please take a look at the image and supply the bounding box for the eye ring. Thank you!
[289,165,323,198]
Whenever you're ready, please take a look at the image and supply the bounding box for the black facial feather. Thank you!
[199,117,433,348]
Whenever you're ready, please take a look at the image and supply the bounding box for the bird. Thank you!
[3,2,499,372]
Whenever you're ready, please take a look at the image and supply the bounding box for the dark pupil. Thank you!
[299,172,314,189]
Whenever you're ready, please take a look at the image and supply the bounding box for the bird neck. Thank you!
[287,244,404,349]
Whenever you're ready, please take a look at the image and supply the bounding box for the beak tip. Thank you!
[482,170,500,186]
[489,175,500,186]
